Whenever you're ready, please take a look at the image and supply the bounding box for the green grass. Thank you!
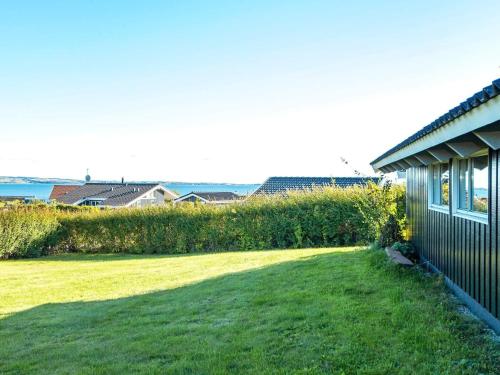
[1,248,499,374]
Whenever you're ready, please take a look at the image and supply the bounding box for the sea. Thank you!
[0,183,261,201]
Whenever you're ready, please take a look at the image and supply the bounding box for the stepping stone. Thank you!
[385,247,414,267]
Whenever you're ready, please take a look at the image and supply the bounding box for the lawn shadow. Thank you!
[1,249,498,374]
[0,250,363,374]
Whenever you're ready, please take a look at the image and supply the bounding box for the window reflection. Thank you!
[472,155,488,213]
[432,165,440,205]
[458,159,469,210]
[441,163,449,206]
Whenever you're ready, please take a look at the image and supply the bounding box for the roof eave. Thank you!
[371,94,500,172]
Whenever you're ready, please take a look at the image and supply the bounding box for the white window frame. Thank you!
[428,162,450,214]
[451,151,489,225]
[80,198,105,207]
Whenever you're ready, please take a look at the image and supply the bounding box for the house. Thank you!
[49,185,81,200]
[371,78,500,331]
[53,183,178,208]
[174,191,243,205]
[395,170,407,184]
[252,176,381,195]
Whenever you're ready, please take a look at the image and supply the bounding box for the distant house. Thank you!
[53,183,177,208]
[252,176,381,195]
[174,191,243,205]
[49,185,81,200]
[395,171,407,183]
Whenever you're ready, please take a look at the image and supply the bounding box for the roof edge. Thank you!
[371,79,500,169]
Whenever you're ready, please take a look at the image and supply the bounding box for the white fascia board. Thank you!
[153,185,179,199]
[173,193,208,204]
[126,185,178,207]
[372,95,500,171]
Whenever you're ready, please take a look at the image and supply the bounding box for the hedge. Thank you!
[0,207,60,258]
[0,183,405,259]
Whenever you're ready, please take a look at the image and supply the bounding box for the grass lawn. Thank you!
[1,248,499,374]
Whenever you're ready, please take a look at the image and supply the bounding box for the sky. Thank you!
[1,0,500,183]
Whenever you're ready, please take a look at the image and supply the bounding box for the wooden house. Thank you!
[371,79,500,331]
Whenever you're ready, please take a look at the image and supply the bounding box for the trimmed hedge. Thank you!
[0,183,405,259]
[0,207,60,258]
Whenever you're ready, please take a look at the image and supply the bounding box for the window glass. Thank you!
[472,155,488,213]
[458,159,469,210]
[441,163,449,206]
[430,163,449,207]
[432,165,440,205]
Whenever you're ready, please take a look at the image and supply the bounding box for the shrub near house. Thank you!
[0,183,405,259]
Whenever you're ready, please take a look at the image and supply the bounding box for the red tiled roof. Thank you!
[49,185,81,200]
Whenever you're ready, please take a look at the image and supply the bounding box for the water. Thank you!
[0,184,55,200]
[0,183,260,200]
[475,188,487,199]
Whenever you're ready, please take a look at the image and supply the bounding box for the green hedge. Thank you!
[0,207,60,258]
[0,183,405,259]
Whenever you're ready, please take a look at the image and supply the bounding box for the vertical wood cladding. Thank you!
[406,149,499,318]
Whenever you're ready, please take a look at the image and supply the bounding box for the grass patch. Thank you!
[1,247,499,374]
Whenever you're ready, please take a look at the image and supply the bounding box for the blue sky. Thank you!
[1,0,499,182]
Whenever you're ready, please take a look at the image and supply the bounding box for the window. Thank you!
[458,159,469,210]
[432,165,440,205]
[426,150,489,223]
[429,163,449,208]
[454,153,489,218]
[472,155,488,213]
[81,199,103,207]
[441,163,449,206]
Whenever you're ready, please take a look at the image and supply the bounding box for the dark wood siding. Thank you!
[406,149,499,318]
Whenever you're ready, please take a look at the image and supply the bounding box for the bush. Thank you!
[0,183,406,258]
[361,181,406,247]
[392,241,417,261]
[379,214,403,247]
[0,207,60,259]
